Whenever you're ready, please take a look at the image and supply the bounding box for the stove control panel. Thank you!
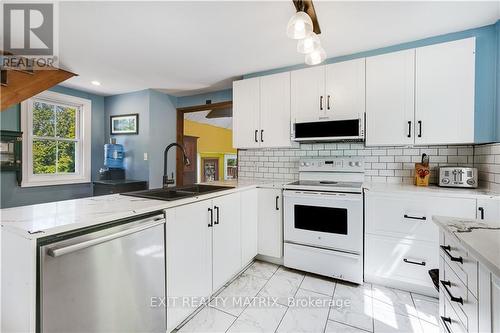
[299,157,364,172]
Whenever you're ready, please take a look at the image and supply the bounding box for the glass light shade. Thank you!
[286,11,313,39]
[297,32,321,54]
[305,47,327,65]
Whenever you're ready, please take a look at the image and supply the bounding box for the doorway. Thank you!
[176,101,236,186]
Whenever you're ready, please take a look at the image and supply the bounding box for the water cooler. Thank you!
[99,138,125,180]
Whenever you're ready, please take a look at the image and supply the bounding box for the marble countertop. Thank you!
[433,216,500,277]
[0,179,278,240]
[364,182,500,199]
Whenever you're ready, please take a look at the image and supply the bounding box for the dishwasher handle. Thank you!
[47,216,165,258]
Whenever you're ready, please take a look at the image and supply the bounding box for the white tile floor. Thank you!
[177,261,439,333]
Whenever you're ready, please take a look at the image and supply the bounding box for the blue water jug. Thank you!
[104,138,124,169]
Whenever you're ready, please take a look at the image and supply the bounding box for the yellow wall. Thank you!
[184,119,236,154]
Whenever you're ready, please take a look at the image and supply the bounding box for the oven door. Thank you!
[284,190,363,254]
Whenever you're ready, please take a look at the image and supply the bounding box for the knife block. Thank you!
[415,163,430,186]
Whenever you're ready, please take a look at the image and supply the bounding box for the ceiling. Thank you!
[56,1,500,96]
[184,111,233,130]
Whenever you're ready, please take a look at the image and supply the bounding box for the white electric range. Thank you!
[283,157,365,284]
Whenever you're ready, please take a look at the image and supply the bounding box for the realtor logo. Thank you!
[3,3,54,55]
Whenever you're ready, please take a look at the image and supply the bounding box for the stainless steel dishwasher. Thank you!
[38,212,166,333]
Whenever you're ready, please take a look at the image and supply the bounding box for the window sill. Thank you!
[21,178,91,188]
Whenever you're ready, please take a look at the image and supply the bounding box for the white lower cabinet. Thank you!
[165,200,213,333]
[365,191,476,296]
[212,193,242,291]
[492,275,500,332]
[258,188,283,258]
[241,189,258,266]
[476,197,500,226]
[166,192,242,332]
[439,229,499,333]
[365,234,438,293]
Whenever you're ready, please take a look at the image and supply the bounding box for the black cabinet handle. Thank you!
[254,130,258,143]
[404,214,426,221]
[478,207,485,220]
[440,280,464,305]
[418,121,422,138]
[440,245,463,264]
[441,316,452,333]
[407,121,412,138]
[320,96,323,110]
[403,258,426,266]
[208,208,213,227]
[214,206,220,225]
[327,95,331,110]
[275,196,279,210]
[260,130,264,142]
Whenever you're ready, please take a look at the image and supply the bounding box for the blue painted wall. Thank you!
[104,89,177,188]
[105,90,151,182]
[147,90,177,188]
[497,20,500,141]
[177,89,232,108]
[1,86,106,208]
[245,23,499,143]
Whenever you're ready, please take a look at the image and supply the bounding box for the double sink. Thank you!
[122,184,234,201]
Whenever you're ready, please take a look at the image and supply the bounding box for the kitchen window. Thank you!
[21,91,92,187]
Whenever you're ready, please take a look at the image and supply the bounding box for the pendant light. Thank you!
[305,46,326,65]
[286,1,326,65]
[297,31,321,54]
[286,11,313,40]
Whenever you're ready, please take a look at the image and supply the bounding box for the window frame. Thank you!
[21,91,92,187]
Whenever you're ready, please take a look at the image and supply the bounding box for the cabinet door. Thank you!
[260,72,292,148]
[291,66,325,123]
[325,58,365,120]
[212,193,242,291]
[476,198,500,226]
[492,274,500,333]
[166,202,212,332]
[366,50,415,146]
[258,188,283,258]
[233,77,261,148]
[415,38,475,145]
[241,189,258,266]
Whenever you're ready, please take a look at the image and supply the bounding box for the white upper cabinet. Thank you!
[291,66,325,123]
[325,58,365,120]
[233,77,260,148]
[366,49,415,146]
[233,73,292,148]
[291,59,365,123]
[260,72,292,147]
[415,37,475,145]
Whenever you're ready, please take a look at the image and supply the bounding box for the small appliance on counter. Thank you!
[438,167,478,188]
[100,138,125,180]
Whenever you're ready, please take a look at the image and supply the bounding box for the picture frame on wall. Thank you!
[110,114,139,135]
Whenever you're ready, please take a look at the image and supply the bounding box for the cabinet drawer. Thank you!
[365,193,476,241]
[441,290,468,333]
[365,234,438,289]
[441,258,478,332]
[440,231,478,298]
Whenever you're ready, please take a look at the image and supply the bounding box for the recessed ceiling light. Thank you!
[91,80,101,86]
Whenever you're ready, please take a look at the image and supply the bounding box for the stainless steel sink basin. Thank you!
[121,184,233,201]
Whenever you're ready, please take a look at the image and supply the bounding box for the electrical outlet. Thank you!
[143,153,148,161]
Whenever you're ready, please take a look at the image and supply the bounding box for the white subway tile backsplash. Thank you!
[238,143,485,185]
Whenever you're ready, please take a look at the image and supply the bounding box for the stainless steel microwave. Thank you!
[292,118,364,142]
